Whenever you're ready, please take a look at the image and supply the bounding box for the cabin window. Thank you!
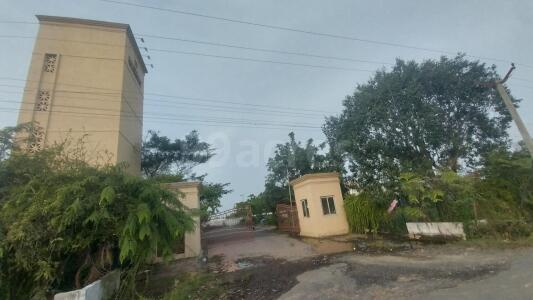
[301,199,310,217]
[321,196,336,215]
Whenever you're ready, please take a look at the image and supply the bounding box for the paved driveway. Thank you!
[205,226,316,271]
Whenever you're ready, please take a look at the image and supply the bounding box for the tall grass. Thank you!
[344,193,383,235]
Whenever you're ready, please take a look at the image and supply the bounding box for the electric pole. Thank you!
[286,165,295,234]
[487,64,533,159]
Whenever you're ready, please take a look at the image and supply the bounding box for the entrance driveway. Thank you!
[205,226,316,271]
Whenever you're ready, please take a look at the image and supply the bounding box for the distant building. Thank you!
[16,15,147,174]
[290,172,350,238]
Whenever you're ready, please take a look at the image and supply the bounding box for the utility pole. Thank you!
[486,64,533,159]
[286,165,295,234]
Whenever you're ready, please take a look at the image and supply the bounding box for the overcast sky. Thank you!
[1,0,532,210]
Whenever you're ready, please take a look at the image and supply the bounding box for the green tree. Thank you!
[141,131,230,219]
[0,123,33,161]
[262,132,338,212]
[266,132,337,185]
[324,55,516,188]
[141,130,213,178]
[245,193,269,216]
[477,145,533,217]
[199,182,232,220]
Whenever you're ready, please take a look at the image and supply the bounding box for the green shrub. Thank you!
[344,193,384,234]
[380,207,426,236]
[470,220,532,240]
[0,143,193,299]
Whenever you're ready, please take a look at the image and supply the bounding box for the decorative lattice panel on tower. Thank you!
[28,125,45,153]
[36,90,51,111]
[43,54,58,73]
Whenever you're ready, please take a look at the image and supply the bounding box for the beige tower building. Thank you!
[17,15,147,174]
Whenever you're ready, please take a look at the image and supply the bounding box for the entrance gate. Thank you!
[276,203,300,234]
[202,205,254,248]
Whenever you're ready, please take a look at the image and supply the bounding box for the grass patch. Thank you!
[159,272,225,300]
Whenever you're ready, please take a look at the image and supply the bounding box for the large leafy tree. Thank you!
[141,131,230,218]
[141,130,213,178]
[324,55,516,188]
[262,132,338,212]
[198,182,232,219]
[266,132,338,185]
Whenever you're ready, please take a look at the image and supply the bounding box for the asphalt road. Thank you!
[420,250,533,299]
[279,247,533,300]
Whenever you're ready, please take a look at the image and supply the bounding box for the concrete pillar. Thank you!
[164,182,202,259]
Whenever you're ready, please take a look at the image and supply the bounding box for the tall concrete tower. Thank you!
[17,15,147,174]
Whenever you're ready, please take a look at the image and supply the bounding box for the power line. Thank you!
[0,96,322,126]
[0,35,152,61]
[0,35,378,71]
[98,0,533,69]
[31,47,375,72]
[136,34,393,66]
[0,77,337,114]
[0,34,393,66]
[25,47,379,72]
[0,99,323,127]
[144,48,374,72]
[0,106,322,131]
[0,89,328,118]
[0,89,329,118]
[3,34,531,81]
[0,83,335,117]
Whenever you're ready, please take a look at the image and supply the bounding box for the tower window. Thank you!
[43,54,58,73]
[28,125,45,153]
[36,90,51,111]
[128,57,141,85]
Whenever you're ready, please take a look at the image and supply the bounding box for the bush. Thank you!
[344,193,384,234]
[0,143,193,299]
[470,220,532,240]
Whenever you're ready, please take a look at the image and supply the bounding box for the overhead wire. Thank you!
[0,89,329,118]
[97,0,533,69]
[0,98,323,127]
[0,77,338,114]
[144,48,374,72]
[0,106,323,130]
[0,34,393,66]
[136,34,393,66]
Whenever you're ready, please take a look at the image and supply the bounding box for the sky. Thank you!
[1,0,532,210]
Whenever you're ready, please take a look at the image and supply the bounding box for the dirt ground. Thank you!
[279,246,518,300]
[220,244,533,300]
[144,229,533,299]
